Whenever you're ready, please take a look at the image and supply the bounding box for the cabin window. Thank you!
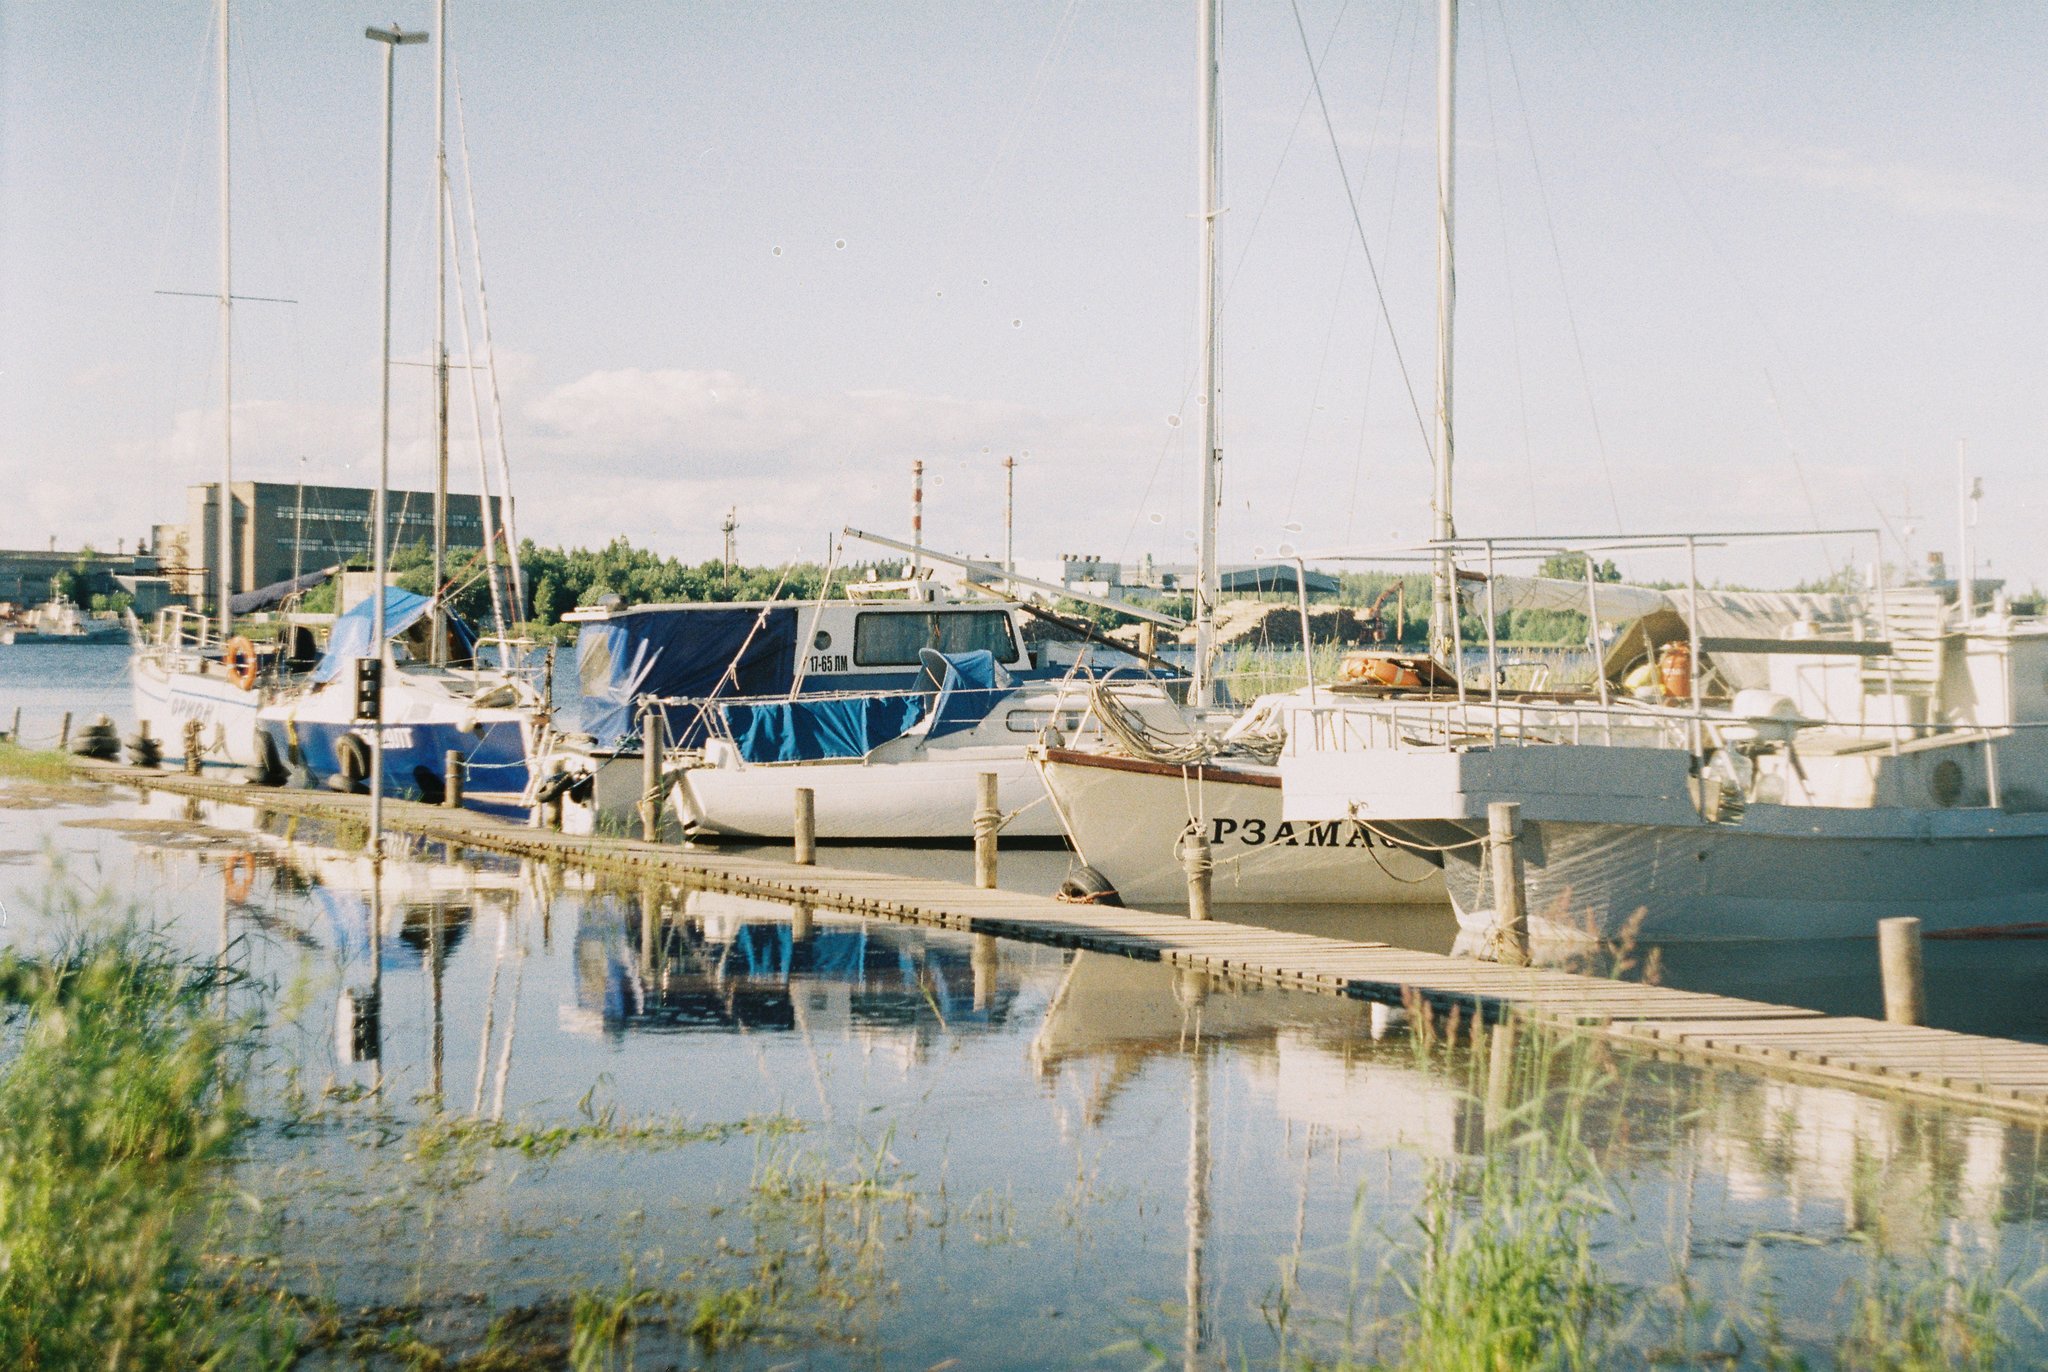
[852,610,1018,666]
[1004,709,1086,734]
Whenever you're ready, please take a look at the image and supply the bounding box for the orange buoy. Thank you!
[224,635,260,691]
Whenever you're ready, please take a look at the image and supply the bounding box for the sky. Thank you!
[3,0,2046,591]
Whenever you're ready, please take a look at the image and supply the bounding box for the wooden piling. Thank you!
[638,703,665,842]
[1489,802,1529,966]
[443,750,464,809]
[1181,824,1213,922]
[972,932,998,1011]
[791,901,814,941]
[57,711,71,751]
[973,771,1000,890]
[1879,916,1925,1026]
[8,706,18,742]
[793,787,816,866]
[183,720,204,776]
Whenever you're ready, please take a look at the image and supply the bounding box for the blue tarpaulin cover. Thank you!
[574,605,799,747]
[925,649,1014,740]
[720,693,927,763]
[311,588,471,684]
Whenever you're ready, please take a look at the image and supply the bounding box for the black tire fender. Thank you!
[1056,864,1123,907]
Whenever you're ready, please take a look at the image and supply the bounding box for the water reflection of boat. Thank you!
[570,888,1018,1040]
[263,837,522,967]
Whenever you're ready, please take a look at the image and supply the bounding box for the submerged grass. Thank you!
[0,740,79,783]
[0,917,287,1368]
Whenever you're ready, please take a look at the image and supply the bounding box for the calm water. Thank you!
[1,768,2046,1365]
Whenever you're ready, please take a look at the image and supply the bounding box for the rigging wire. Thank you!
[1472,0,1541,531]
[1491,0,1625,536]
[1343,0,1426,543]
[1285,0,1417,523]
[452,62,526,615]
[1118,0,1358,564]
[1286,0,1435,468]
[1544,0,1870,564]
[919,0,1084,304]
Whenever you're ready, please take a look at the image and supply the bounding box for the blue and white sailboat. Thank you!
[255,588,544,814]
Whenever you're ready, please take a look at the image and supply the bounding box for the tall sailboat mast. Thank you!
[430,0,451,663]
[1190,0,1222,708]
[216,0,234,643]
[1429,0,1457,658]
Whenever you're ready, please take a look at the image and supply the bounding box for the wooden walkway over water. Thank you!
[74,760,2048,1125]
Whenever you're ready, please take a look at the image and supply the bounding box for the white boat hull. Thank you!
[1036,748,1444,906]
[675,747,1065,842]
[1434,811,2048,944]
[130,652,263,767]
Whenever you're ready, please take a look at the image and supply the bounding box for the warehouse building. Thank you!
[176,482,507,600]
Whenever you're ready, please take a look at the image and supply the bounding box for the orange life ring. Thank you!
[224,635,260,691]
[223,851,256,903]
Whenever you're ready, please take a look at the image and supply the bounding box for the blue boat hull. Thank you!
[261,716,532,818]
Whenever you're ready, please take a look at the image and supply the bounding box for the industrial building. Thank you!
[175,481,507,600]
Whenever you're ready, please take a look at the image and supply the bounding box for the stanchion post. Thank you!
[57,711,72,751]
[1879,916,1924,1026]
[793,787,816,866]
[443,750,464,809]
[1182,824,1213,922]
[1489,802,1529,966]
[8,706,19,742]
[973,771,1000,890]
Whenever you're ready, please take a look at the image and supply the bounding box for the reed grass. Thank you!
[0,918,287,1368]
[1267,1008,2048,1371]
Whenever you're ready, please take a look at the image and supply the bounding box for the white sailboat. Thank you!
[1033,0,1461,908]
[257,3,544,814]
[130,0,284,768]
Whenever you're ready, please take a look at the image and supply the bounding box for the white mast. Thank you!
[216,0,233,644]
[1191,0,1222,707]
[367,23,428,852]
[1429,0,1458,659]
[430,0,450,663]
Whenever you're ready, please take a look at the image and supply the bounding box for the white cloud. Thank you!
[1710,140,2048,222]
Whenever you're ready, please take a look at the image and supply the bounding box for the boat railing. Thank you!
[1281,695,2048,770]
[1282,696,1696,759]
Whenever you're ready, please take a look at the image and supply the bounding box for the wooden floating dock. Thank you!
[78,760,2048,1125]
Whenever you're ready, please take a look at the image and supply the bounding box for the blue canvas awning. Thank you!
[310,588,474,683]
[575,605,798,747]
[720,693,926,764]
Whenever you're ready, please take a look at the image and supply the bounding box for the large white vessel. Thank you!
[1278,539,2048,944]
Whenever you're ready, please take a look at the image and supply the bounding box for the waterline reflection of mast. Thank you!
[1182,1002,1210,1371]
[364,23,428,855]
[1429,0,1458,659]
[1191,0,1222,708]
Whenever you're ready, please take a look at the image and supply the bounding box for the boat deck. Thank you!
[73,758,2048,1124]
